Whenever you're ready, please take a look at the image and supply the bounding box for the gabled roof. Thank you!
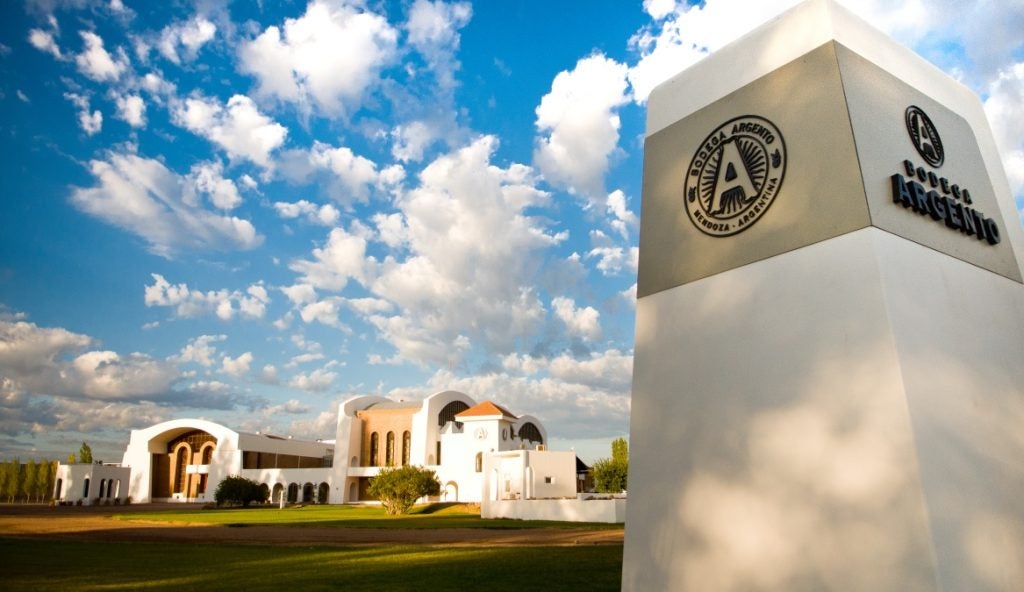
[455,400,517,421]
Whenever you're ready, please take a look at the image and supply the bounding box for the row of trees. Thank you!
[1,443,96,503]
[0,459,60,503]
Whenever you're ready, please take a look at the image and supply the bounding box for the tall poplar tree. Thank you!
[0,462,8,502]
[78,442,93,464]
[35,461,52,502]
[5,459,21,502]
[22,460,37,503]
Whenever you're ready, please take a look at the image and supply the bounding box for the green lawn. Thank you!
[0,538,623,591]
[113,502,623,531]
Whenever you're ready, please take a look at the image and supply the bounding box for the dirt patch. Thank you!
[0,504,623,547]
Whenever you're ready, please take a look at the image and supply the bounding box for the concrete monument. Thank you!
[623,1,1024,590]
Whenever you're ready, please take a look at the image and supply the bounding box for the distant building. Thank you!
[55,390,573,506]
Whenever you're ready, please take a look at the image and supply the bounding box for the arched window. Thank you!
[475,452,483,473]
[385,431,395,466]
[402,431,411,466]
[437,400,470,428]
[201,444,213,465]
[518,422,543,444]
[172,445,190,494]
[369,432,379,467]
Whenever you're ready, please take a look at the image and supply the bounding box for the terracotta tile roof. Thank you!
[455,400,517,420]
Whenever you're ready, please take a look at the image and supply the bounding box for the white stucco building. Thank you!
[57,390,576,507]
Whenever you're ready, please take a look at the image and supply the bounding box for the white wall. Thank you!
[55,464,131,505]
[483,497,626,523]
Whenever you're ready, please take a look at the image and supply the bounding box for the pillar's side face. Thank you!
[836,44,1021,282]
[638,41,869,298]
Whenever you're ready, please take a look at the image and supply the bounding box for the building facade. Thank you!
[58,390,571,506]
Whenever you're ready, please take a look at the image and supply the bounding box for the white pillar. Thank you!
[623,2,1024,590]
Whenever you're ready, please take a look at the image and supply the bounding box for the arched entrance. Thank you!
[348,482,357,502]
[317,482,329,504]
[302,482,315,503]
[287,483,299,503]
[157,429,217,501]
[272,483,285,503]
[444,481,458,502]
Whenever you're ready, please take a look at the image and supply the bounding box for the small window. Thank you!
[475,452,483,473]
[544,476,553,484]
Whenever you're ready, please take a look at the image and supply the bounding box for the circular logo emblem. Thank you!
[905,105,944,168]
[685,115,787,237]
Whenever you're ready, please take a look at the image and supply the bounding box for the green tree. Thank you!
[612,437,628,465]
[35,461,52,502]
[367,465,441,515]
[78,442,93,464]
[214,475,266,507]
[22,460,37,503]
[592,438,629,493]
[0,462,8,502]
[67,453,76,464]
[5,459,21,502]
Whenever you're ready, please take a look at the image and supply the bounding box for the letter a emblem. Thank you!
[710,138,757,215]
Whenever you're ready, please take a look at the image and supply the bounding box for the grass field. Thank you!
[114,502,624,531]
[0,538,624,591]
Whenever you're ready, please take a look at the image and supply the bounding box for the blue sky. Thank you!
[1,0,1022,464]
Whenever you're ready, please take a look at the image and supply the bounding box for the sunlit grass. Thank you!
[0,538,623,591]
[113,502,622,530]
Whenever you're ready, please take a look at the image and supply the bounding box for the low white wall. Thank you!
[482,497,626,523]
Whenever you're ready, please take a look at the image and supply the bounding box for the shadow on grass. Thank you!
[0,538,623,592]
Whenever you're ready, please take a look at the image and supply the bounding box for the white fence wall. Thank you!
[482,496,626,523]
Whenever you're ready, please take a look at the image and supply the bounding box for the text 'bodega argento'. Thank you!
[890,162,1000,246]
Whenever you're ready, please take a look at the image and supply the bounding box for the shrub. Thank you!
[214,476,267,507]
[367,465,441,515]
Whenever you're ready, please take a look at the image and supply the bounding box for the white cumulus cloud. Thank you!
[274,200,341,226]
[239,0,398,116]
[158,15,216,64]
[172,94,287,169]
[221,352,253,378]
[70,152,262,256]
[64,92,103,135]
[75,30,128,82]
[535,53,630,205]
[114,94,146,127]
[145,274,270,320]
[551,296,602,342]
